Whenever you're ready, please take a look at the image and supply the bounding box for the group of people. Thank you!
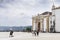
[9,30,39,37]
[9,30,39,38]
[33,30,39,36]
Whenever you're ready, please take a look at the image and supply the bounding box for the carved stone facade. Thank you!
[32,12,54,32]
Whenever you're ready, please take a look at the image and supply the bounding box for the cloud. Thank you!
[0,0,60,26]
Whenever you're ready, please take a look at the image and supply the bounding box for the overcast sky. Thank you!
[0,0,60,26]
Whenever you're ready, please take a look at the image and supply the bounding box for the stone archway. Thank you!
[38,22,40,32]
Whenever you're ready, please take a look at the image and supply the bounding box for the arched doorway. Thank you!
[38,22,40,32]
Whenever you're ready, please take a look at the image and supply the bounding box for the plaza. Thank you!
[0,32,60,40]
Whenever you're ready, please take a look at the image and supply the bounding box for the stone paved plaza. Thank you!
[0,32,60,40]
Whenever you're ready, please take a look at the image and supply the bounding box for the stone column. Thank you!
[40,19,43,32]
[46,17,49,32]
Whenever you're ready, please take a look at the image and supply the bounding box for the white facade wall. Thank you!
[52,9,60,32]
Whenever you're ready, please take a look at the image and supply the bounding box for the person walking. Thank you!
[36,29,39,36]
[9,28,14,37]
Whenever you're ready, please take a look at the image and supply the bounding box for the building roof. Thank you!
[32,11,52,19]
[41,12,52,15]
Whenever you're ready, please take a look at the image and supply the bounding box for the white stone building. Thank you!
[32,12,53,32]
[32,5,60,33]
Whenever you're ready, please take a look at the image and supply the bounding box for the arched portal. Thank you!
[38,22,40,32]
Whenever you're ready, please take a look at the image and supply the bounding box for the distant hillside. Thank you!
[0,26,32,32]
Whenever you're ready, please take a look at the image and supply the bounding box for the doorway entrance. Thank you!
[38,22,40,32]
